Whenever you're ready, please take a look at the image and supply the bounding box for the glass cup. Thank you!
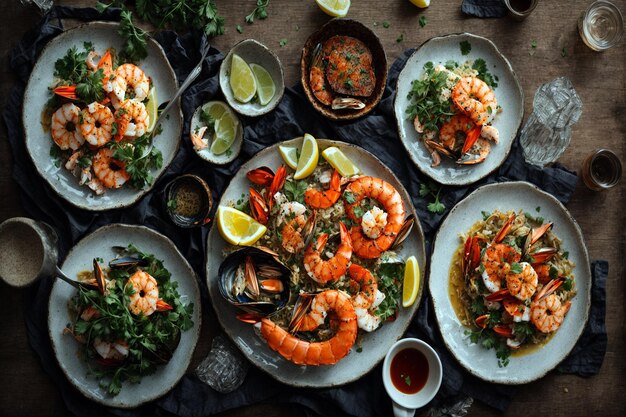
[581,149,622,191]
[503,0,539,21]
[578,1,624,51]
[195,334,248,393]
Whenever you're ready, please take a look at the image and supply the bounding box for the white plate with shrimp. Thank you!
[205,137,427,387]
[23,21,183,211]
[48,224,201,408]
[394,33,523,186]
[429,182,591,384]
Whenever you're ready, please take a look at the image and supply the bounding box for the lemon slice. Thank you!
[402,256,420,308]
[229,54,257,103]
[201,100,228,122]
[217,206,267,246]
[409,0,430,8]
[249,63,276,106]
[145,87,158,133]
[294,133,319,180]
[321,147,360,177]
[315,0,350,17]
[211,111,238,155]
[279,145,299,169]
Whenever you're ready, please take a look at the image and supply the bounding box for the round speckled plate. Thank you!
[206,137,426,387]
[394,33,523,186]
[429,182,591,384]
[48,224,201,408]
[23,22,183,211]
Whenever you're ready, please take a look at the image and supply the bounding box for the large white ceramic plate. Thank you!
[394,33,523,186]
[429,182,591,384]
[206,137,426,387]
[23,22,183,211]
[48,224,201,408]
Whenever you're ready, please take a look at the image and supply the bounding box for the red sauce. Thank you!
[390,348,429,394]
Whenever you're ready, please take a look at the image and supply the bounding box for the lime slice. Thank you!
[315,0,350,17]
[409,0,430,8]
[216,206,267,246]
[402,256,420,308]
[279,145,299,169]
[145,87,158,133]
[211,111,238,155]
[201,101,228,123]
[249,63,276,106]
[229,54,257,103]
[294,133,319,180]
[321,147,360,177]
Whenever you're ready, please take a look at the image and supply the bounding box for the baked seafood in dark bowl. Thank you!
[300,18,387,121]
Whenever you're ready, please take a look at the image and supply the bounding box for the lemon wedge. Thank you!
[321,147,360,177]
[216,206,267,246]
[315,0,351,17]
[145,87,158,133]
[294,133,319,180]
[229,54,257,103]
[409,0,430,8]
[279,145,299,169]
[249,63,276,106]
[402,256,420,308]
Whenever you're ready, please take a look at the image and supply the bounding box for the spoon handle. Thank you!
[55,265,93,290]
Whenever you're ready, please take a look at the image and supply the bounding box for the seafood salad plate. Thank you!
[206,137,426,387]
[429,182,591,384]
[394,33,523,186]
[48,224,201,407]
[23,21,183,211]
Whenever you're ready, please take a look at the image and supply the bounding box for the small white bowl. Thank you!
[219,39,285,117]
[189,101,243,164]
[383,338,442,417]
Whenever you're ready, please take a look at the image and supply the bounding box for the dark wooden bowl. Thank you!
[300,18,388,121]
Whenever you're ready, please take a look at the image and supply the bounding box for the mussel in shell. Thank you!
[218,247,291,316]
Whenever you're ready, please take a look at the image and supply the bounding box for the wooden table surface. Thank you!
[1,1,624,416]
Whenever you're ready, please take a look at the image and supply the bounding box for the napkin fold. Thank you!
[461,0,508,18]
[3,6,606,417]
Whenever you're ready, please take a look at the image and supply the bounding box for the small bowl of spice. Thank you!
[165,175,213,228]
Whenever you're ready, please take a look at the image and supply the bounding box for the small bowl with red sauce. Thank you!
[382,338,442,416]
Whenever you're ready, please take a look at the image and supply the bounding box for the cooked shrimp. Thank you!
[277,201,310,254]
[344,176,405,259]
[348,264,384,332]
[452,76,497,125]
[92,148,130,189]
[126,270,159,316]
[438,114,477,149]
[531,294,571,333]
[303,222,352,285]
[93,338,129,360]
[304,169,342,209]
[109,63,150,102]
[503,297,530,322]
[190,126,209,150]
[79,102,115,147]
[51,103,84,150]
[506,261,538,301]
[533,263,552,284]
[457,137,491,165]
[258,289,357,365]
[115,99,149,140]
[480,125,499,144]
[481,244,521,293]
[361,206,388,240]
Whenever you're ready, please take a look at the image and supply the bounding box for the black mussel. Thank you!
[390,214,415,250]
[109,256,150,269]
[148,328,181,364]
[218,247,291,316]
[93,259,107,295]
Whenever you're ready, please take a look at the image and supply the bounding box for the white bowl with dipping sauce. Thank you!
[383,338,442,417]
[0,217,58,287]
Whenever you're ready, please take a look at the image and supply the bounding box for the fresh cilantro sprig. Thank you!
[54,47,89,84]
[375,263,402,321]
[460,40,472,55]
[283,180,307,203]
[419,181,446,214]
[246,0,270,24]
[118,10,148,63]
[472,58,498,89]
[405,62,456,132]
[76,69,105,103]
[110,135,163,189]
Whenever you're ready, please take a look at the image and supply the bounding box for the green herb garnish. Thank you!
[246,0,270,24]
[419,16,427,28]
[419,181,446,214]
[460,40,472,55]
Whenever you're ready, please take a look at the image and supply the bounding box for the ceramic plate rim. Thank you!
[393,32,524,186]
[48,224,202,407]
[205,138,426,387]
[429,181,591,384]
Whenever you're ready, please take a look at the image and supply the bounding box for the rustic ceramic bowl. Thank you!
[23,22,183,211]
[394,33,523,186]
[300,18,388,121]
[48,224,202,407]
[219,39,285,117]
[189,101,243,164]
[164,174,213,227]
[206,137,426,388]
[429,182,591,384]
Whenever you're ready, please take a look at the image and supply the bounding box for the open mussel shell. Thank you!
[218,247,291,316]
[390,214,415,250]
[108,256,150,269]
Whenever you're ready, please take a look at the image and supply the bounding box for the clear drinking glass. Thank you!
[195,334,249,393]
[20,0,53,13]
[581,149,622,191]
[578,1,624,51]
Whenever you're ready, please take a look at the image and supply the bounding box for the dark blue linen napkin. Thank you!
[3,6,607,417]
[461,0,508,18]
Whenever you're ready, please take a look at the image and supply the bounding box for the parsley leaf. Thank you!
[283,180,307,203]
[472,58,498,89]
[76,69,105,103]
[509,262,523,274]
[420,181,446,214]
[246,0,270,24]
[54,47,88,84]
[118,10,148,64]
[279,38,288,47]
[460,40,472,55]
[419,16,428,28]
